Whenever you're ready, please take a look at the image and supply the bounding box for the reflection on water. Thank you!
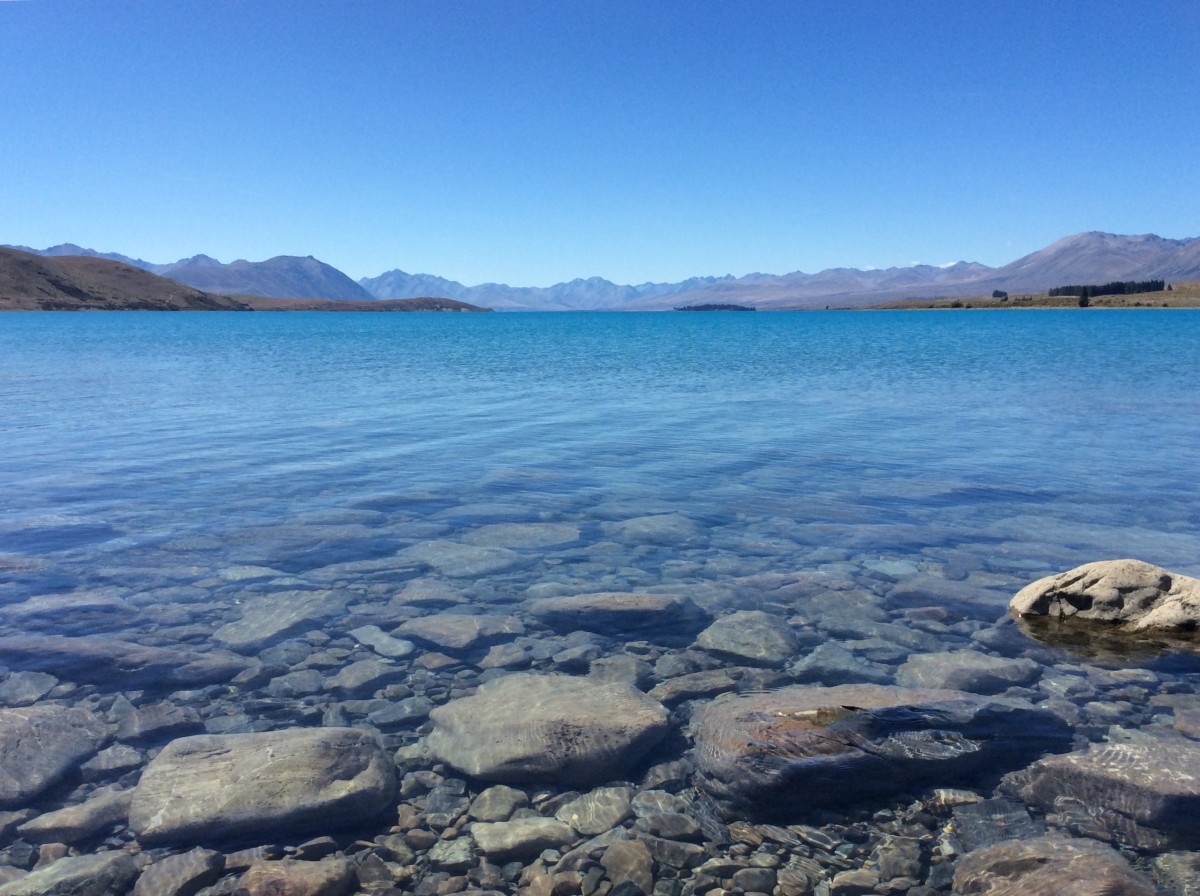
[2,310,1200,891]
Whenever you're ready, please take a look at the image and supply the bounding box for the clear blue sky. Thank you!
[2,0,1197,285]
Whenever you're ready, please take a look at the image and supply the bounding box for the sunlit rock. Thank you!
[128,728,395,845]
[428,672,670,786]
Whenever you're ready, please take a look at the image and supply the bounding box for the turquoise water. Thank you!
[4,309,1200,881]
[3,310,1199,603]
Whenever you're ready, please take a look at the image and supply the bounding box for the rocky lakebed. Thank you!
[2,534,1200,896]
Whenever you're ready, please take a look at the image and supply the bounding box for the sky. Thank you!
[2,1,1198,286]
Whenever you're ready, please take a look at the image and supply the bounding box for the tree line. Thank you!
[1048,279,1166,299]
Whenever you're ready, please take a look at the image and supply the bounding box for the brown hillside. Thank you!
[0,248,250,310]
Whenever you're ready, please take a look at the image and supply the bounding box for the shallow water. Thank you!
[2,309,1200,889]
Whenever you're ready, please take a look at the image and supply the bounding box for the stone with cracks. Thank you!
[1010,559,1200,633]
[0,706,108,808]
[128,727,396,845]
[692,683,1072,818]
[428,673,670,786]
[1011,728,1200,850]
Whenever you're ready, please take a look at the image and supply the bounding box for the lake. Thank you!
[1,309,1199,892]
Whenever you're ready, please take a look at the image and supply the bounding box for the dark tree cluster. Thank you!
[1048,279,1166,299]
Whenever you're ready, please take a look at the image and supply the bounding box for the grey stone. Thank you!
[469,785,529,822]
[348,624,415,659]
[555,787,634,836]
[896,650,1041,694]
[17,785,131,843]
[394,540,526,577]
[395,613,525,652]
[0,635,247,688]
[0,672,59,707]
[132,848,223,896]
[428,673,670,786]
[117,701,202,743]
[471,817,576,860]
[1012,729,1200,849]
[647,669,743,706]
[213,589,348,653]
[0,706,107,808]
[427,836,475,872]
[0,851,137,896]
[128,727,396,845]
[266,669,325,698]
[325,658,404,694]
[696,610,799,667]
[952,835,1155,896]
[527,592,711,641]
[789,642,893,685]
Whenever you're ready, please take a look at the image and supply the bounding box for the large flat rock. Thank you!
[0,635,248,688]
[0,851,138,896]
[212,589,349,653]
[953,836,1155,896]
[526,592,711,643]
[1011,729,1200,850]
[1010,559,1200,633]
[693,683,1072,818]
[428,673,670,786]
[128,727,396,845]
[395,613,525,652]
[0,706,108,808]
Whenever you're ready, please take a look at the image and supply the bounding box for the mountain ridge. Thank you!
[9,231,1200,310]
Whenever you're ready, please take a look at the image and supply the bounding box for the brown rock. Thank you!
[236,858,356,896]
[953,836,1154,896]
[128,728,396,845]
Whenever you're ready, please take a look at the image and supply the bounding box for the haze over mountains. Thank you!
[9,232,1200,310]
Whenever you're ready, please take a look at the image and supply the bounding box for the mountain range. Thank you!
[8,231,1200,310]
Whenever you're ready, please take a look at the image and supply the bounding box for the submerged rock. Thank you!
[952,835,1155,896]
[128,727,396,845]
[1011,559,1200,634]
[0,851,138,896]
[695,610,800,667]
[395,613,525,652]
[692,683,1071,818]
[1011,728,1200,850]
[212,589,348,653]
[0,706,108,808]
[0,635,248,687]
[896,650,1041,694]
[236,858,355,896]
[427,672,670,786]
[526,592,711,642]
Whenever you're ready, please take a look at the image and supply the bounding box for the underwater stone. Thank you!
[1011,728,1200,850]
[0,706,108,808]
[695,610,799,667]
[128,727,396,845]
[952,835,1154,896]
[428,673,670,786]
[896,650,1041,694]
[692,683,1072,819]
[526,592,711,642]
[0,851,137,896]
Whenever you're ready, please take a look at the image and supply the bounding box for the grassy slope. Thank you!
[870,281,1200,310]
